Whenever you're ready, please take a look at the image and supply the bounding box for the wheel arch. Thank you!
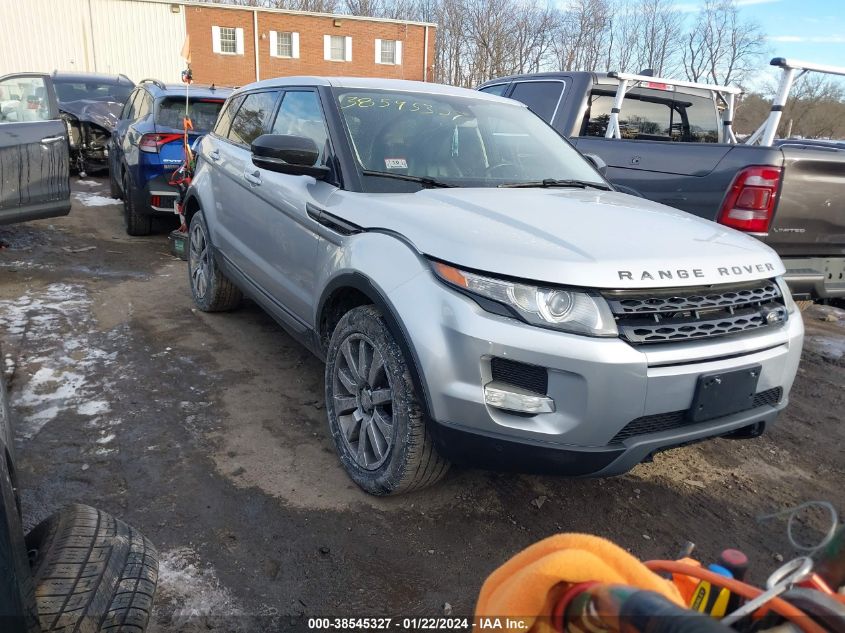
[317,273,434,421]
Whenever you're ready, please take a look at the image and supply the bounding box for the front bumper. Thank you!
[388,272,804,476]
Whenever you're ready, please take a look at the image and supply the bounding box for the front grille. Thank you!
[490,357,548,394]
[610,386,783,444]
[604,279,786,344]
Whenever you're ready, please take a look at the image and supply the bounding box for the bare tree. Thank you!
[682,0,766,85]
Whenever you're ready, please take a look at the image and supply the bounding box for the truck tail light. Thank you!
[139,133,182,153]
[717,166,782,234]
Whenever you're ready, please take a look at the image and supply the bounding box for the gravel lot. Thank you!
[1,176,843,631]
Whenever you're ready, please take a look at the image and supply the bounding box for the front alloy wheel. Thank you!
[325,305,449,495]
[332,333,394,470]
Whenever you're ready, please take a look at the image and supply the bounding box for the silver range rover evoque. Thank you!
[183,77,803,496]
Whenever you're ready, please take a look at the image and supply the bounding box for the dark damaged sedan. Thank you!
[53,71,135,174]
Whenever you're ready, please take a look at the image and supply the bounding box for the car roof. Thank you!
[139,82,233,99]
[233,76,522,105]
[52,71,134,85]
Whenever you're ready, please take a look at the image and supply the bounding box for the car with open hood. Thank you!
[181,77,804,496]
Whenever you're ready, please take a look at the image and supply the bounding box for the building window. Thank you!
[324,35,351,62]
[219,27,236,54]
[270,31,299,58]
[212,26,244,55]
[375,39,402,65]
[277,32,292,57]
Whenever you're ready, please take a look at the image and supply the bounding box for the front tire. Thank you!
[325,306,449,495]
[188,211,242,312]
[122,174,151,236]
[26,504,158,633]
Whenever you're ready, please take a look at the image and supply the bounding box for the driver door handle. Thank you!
[40,136,64,144]
[208,149,221,161]
[243,169,261,186]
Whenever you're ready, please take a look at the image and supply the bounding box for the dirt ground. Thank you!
[1,177,843,631]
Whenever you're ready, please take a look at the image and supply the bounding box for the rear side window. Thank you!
[479,84,508,97]
[226,90,280,146]
[121,89,139,120]
[585,87,719,142]
[509,81,565,122]
[157,97,225,133]
[213,95,243,138]
[135,91,153,119]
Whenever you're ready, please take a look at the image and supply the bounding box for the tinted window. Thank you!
[135,92,153,119]
[213,95,243,138]
[479,84,508,97]
[53,80,133,104]
[509,81,564,122]
[271,91,329,163]
[121,89,139,120]
[585,88,719,142]
[157,97,225,132]
[227,91,279,146]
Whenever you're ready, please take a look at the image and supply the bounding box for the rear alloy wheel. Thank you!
[122,174,151,236]
[325,306,449,495]
[188,211,242,312]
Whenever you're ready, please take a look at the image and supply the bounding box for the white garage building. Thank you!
[0,0,187,81]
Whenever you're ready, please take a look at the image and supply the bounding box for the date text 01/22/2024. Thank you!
[306,617,497,630]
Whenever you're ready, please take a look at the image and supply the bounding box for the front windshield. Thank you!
[54,80,134,104]
[333,88,606,190]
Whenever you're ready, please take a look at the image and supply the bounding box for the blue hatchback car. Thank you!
[109,79,231,235]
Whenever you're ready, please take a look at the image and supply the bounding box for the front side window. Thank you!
[212,95,243,138]
[227,91,280,146]
[334,89,604,191]
[0,75,55,123]
[219,27,237,54]
[271,91,330,164]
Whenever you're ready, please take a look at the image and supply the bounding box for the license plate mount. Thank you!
[689,365,761,423]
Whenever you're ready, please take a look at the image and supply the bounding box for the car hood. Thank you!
[326,188,785,289]
[59,100,122,131]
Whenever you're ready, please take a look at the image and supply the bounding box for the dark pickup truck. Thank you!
[479,60,845,303]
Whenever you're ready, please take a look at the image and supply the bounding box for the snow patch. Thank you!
[74,192,121,207]
[0,283,120,439]
[76,180,100,186]
[156,548,242,621]
[805,335,845,361]
[77,400,111,416]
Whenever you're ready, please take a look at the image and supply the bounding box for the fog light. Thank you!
[484,382,555,414]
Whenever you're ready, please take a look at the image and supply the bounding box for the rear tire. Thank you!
[122,175,151,237]
[26,504,158,633]
[325,305,449,495]
[109,169,121,200]
[188,211,242,312]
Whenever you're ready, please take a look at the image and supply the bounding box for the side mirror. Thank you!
[583,153,608,177]
[251,134,330,180]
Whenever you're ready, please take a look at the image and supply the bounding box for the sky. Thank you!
[670,0,845,88]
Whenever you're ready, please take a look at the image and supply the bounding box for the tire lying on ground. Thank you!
[25,504,158,633]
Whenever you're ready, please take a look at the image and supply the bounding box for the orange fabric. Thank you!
[474,534,684,633]
[669,557,703,604]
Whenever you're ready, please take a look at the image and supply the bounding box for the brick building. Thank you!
[0,0,436,87]
[184,3,436,86]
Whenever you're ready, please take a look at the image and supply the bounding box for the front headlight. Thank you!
[432,261,618,337]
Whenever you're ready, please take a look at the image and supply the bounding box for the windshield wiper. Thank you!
[361,169,455,189]
[498,178,612,190]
